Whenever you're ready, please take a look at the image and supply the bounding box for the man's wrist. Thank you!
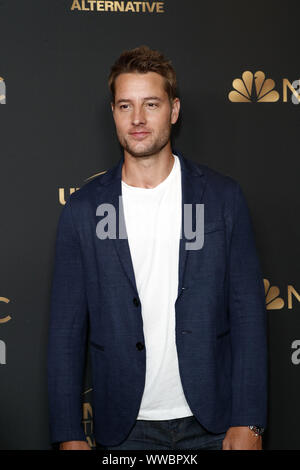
[248,425,265,436]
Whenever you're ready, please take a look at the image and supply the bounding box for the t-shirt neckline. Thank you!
[121,154,177,193]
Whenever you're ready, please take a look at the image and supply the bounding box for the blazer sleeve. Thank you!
[228,182,268,428]
[47,196,88,444]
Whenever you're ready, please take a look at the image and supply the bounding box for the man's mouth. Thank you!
[129,131,150,140]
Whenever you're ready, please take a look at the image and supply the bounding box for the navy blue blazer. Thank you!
[47,151,268,446]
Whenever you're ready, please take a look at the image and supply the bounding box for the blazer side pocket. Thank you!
[216,329,230,339]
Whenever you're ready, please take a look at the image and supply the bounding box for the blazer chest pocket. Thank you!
[204,220,225,234]
[90,340,105,352]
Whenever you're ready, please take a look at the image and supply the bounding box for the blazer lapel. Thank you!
[98,154,139,295]
[176,151,206,298]
[98,151,207,300]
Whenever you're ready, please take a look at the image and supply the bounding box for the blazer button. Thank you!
[133,297,140,307]
[136,342,144,351]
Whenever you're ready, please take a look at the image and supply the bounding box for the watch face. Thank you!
[249,426,264,436]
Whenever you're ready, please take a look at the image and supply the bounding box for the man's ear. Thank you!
[171,97,180,125]
[111,101,115,113]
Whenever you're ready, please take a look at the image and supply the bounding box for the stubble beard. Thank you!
[117,123,172,158]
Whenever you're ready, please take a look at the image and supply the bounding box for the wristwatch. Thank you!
[248,425,265,436]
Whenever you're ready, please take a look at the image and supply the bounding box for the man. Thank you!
[47,46,268,450]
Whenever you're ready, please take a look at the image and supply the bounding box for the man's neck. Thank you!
[122,146,175,189]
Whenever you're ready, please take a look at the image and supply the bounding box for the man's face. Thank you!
[111,71,180,158]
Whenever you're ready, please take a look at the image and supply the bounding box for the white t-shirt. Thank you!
[121,154,193,420]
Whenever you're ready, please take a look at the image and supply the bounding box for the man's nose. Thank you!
[131,106,146,126]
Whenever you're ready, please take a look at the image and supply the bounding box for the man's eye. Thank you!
[147,102,157,108]
[120,104,129,110]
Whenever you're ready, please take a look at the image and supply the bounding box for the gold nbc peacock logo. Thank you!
[264,278,284,309]
[228,71,280,103]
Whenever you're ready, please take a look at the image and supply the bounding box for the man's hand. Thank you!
[222,426,262,450]
[59,440,91,450]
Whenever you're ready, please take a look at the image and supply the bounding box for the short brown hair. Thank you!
[108,45,177,103]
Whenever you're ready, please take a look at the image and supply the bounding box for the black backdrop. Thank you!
[0,0,299,450]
